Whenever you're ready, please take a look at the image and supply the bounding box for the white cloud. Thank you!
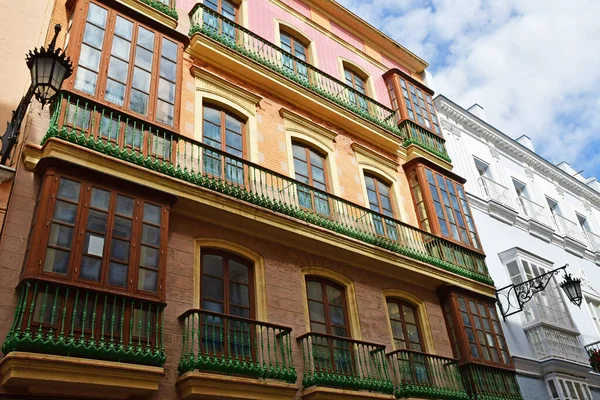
[339,0,600,177]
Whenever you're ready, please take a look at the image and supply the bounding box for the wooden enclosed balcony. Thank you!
[585,340,600,373]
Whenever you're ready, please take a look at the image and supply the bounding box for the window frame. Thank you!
[386,298,424,351]
[305,277,351,338]
[200,248,255,319]
[280,30,310,77]
[65,0,183,131]
[201,103,247,157]
[586,296,600,336]
[545,375,593,400]
[343,64,369,111]
[23,167,170,302]
[405,161,482,251]
[204,0,239,23]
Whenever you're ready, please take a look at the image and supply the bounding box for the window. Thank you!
[343,67,368,111]
[281,31,309,80]
[503,252,573,328]
[384,70,440,134]
[202,105,245,184]
[474,158,491,179]
[587,298,600,334]
[306,278,349,337]
[364,174,397,239]
[512,178,528,199]
[387,299,423,351]
[406,163,481,249]
[292,142,330,215]
[203,0,237,41]
[200,250,253,318]
[441,289,511,367]
[546,197,561,216]
[546,377,593,400]
[577,213,591,233]
[71,1,180,127]
[28,173,168,298]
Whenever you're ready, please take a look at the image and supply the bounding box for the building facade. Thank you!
[436,96,600,400]
[0,0,521,399]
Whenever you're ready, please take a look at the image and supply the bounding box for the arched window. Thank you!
[280,30,309,80]
[202,104,246,184]
[200,249,254,318]
[364,173,398,240]
[306,277,350,337]
[292,142,330,215]
[343,65,369,112]
[387,298,424,351]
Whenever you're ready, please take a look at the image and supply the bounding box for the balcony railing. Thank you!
[178,309,296,383]
[553,214,586,243]
[2,279,166,366]
[188,4,449,161]
[460,364,523,400]
[140,0,178,20]
[43,92,492,285]
[584,230,600,252]
[297,332,393,394]
[585,341,600,373]
[387,349,468,400]
[399,119,451,163]
[516,196,552,227]
[525,324,588,364]
[477,177,512,207]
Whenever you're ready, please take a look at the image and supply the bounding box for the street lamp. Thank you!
[495,264,582,320]
[0,24,73,165]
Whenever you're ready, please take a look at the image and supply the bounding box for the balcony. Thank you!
[297,332,393,395]
[188,4,449,161]
[553,214,586,243]
[118,0,178,29]
[516,196,552,227]
[41,91,492,285]
[584,230,600,253]
[177,309,297,399]
[585,341,600,373]
[460,364,523,400]
[525,324,589,365]
[387,349,469,399]
[478,176,512,207]
[0,279,165,398]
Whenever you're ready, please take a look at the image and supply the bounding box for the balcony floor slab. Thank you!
[302,386,394,400]
[0,351,163,399]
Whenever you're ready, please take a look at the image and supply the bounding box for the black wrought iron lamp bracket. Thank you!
[495,264,568,321]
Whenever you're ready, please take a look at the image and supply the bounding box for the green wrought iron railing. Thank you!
[387,349,468,400]
[585,340,600,373]
[189,4,400,135]
[460,364,523,400]
[399,119,451,162]
[140,0,178,20]
[1,279,166,366]
[178,309,296,383]
[42,91,491,285]
[297,332,393,394]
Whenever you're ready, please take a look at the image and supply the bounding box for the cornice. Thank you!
[279,108,337,148]
[351,142,399,177]
[436,97,600,211]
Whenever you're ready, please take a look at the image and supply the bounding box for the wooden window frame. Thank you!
[200,248,255,319]
[364,173,395,218]
[364,173,398,239]
[205,0,239,23]
[386,298,424,351]
[440,289,513,368]
[201,104,247,158]
[23,166,170,302]
[65,0,183,131]
[306,277,351,338]
[343,65,369,111]
[292,141,331,215]
[405,161,482,251]
[383,69,441,135]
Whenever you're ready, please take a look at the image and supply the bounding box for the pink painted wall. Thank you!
[178,0,395,109]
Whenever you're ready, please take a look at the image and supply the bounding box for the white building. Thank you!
[435,95,600,400]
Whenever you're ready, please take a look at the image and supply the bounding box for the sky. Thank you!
[338,0,600,178]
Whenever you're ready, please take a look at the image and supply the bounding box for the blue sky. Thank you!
[339,0,600,178]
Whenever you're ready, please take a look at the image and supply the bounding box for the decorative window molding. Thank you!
[382,289,435,353]
[280,108,340,196]
[299,266,361,340]
[193,238,268,322]
[545,374,593,400]
[193,67,261,163]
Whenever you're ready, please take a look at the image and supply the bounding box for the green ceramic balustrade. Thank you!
[399,119,451,162]
[141,0,178,20]
[178,309,297,383]
[585,340,600,373]
[189,4,400,136]
[460,364,523,400]
[387,349,469,399]
[1,279,166,366]
[42,91,492,285]
[297,332,393,394]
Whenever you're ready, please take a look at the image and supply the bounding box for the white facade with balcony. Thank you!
[435,96,600,400]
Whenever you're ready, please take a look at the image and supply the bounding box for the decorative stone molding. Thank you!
[487,199,518,226]
[563,236,587,258]
[525,168,535,179]
[193,67,262,116]
[584,201,592,212]
[556,186,565,197]
[279,108,337,149]
[489,145,501,159]
[527,219,555,243]
[351,143,398,180]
